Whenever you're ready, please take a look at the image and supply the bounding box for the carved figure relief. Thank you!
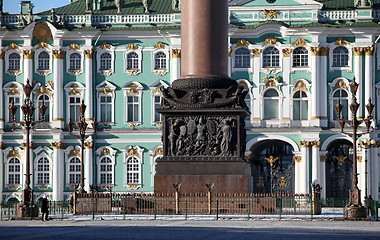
[166,116,238,157]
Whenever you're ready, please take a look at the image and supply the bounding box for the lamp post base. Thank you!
[344,204,367,219]
[16,204,39,219]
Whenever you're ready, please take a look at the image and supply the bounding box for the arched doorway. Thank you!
[325,139,352,200]
[249,140,295,194]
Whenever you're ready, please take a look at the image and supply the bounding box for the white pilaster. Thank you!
[310,48,320,126]
[52,140,64,201]
[319,50,328,127]
[282,49,291,122]
[319,151,327,199]
[299,143,310,194]
[52,45,64,129]
[364,47,374,116]
[252,49,261,124]
[22,47,33,85]
[373,145,379,201]
[358,149,367,202]
[84,143,94,193]
[294,152,302,194]
[170,49,181,82]
[311,143,320,184]
[353,50,363,118]
[0,49,4,129]
[85,49,94,121]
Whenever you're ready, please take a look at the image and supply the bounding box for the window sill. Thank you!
[126,184,141,190]
[6,184,21,190]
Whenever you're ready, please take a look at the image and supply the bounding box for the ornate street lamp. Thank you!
[335,77,374,219]
[9,79,47,218]
[67,100,97,194]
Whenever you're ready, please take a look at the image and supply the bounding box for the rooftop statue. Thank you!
[172,0,180,11]
[86,0,93,13]
[115,0,122,14]
[142,0,149,13]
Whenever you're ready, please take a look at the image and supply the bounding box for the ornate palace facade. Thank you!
[0,0,379,201]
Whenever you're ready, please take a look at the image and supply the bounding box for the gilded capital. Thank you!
[319,48,329,56]
[0,50,4,59]
[293,156,302,163]
[23,50,34,59]
[171,49,181,58]
[84,50,94,59]
[228,48,233,57]
[300,140,313,148]
[310,47,320,56]
[320,156,327,162]
[364,47,374,56]
[311,141,320,148]
[251,49,261,58]
[352,47,364,56]
[21,142,34,149]
[53,50,65,59]
[282,48,292,57]
[51,142,65,149]
[0,143,3,149]
[84,142,94,149]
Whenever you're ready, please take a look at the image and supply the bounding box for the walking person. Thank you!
[41,195,49,221]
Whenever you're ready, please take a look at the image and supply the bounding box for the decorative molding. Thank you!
[84,142,94,149]
[126,184,140,190]
[37,70,51,76]
[262,9,280,19]
[36,86,51,97]
[155,147,163,155]
[228,48,233,57]
[282,48,292,57]
[352,47,364,56]
[319,47,329,56]
[251,49,261,57]
[99,42,112,50]
[310,47,329,56]
[265,155,279,167]
[320,155,327,162]
[99,87,112,95]
[127,43,139,50]
[69,149,81,157]
[336,156,347,165]
[0,143,3,150]
[335,79,347,89]
[21,142,34,149]
[236,39,250,47]
[154,41,166,49]
[294,80,307,91]
[264,36,278,46]
[53,50,65,59]
[126,147,139,157]
[127,122,141,129]
[0,50,4,59]
[69,43,81,51]
[51,142,65,149]
[293,156,302,163]
[171,49,181,58]
[364,46,374,56]
[292,38,309,47]
[357,156,362,163]
[84,50,94,59]
[22,50,34,59]
[335,38,350,46]
[48,80,54,90]
[33,21,53,42]
[101,148,111,156]
[7,70,21,76]
[300,140,313,148]
[7,185,21,190]
[154,69,168,76]
[37,42,50,49]
[8,43,20,50]
[8,149,20,158]
[9,87,20,95]
[311,141,320,148]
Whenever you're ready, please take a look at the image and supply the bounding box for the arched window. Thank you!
[99,157,113,184]
[332,46,349,67]
[100,53,112,70]
[9,53,21,70]
[69,53,81,70]
[126,156,140,184]
[292,47,308,67]
[262,47,280,68]
[36,157,50,185]
[154,52,167,70]
[36,94,50,121]
[263,89,279,120]
[234,48,251,68]
[8,158,21,185]
[332,88,349,120]
[293,90,308,120]
[38,51,50,70]
[68,157,81,184]
[126,52,139,70]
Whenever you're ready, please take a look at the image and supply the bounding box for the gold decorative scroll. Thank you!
[0,50,4,59]
[264,36,278,46]
[336,156,347,166]
[51,142,65,149]
[84,142,93,149]
[127,148,139,157]
[335,38,350,46]
[128,43,139,50]
[22,50,34,59]
[48,80,54,90]
[84,50,94,59]
[171,49,181,58]
[228,48,233,57]
[320,156,327,162]
[38,42,50,49]
[33,21,53,42]
[154,41,166,49]
[156,147,163,155]
[128,88,139,95]
[262,9,280,19]
[53,50,65,59]
[8,149,20,158]
[292,38,309,47]
[9,88,20,95]
[101,148,110,156]
[236,39,250,47]
[294,81,306,91]
[294,156,302,163]
[69,43,81,50]
[99,42,111,50]
[335,79,346,89]
[282,48,292,57]
[265,79,277,88]
[99,87,112,94]
[8,43,20,50]
[36,86,51,97]
[69,149,80,157]
[152,87,162,95]
[251,49,261,57]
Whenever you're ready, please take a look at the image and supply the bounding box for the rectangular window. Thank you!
[127,96,139,122]
[264,99,279,120]
[100,96,112,123]
[69,96,81,121]
[8,96,21,122]
[153,95,162,122]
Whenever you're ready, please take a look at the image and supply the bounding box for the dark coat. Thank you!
[41,198,49,213]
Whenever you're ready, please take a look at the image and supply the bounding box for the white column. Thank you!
[0,138,3,197]
[22,49,33,85]
[252,49,261,124]
[0,50,4,129]
[52,141,65,201]
[311,142,320,184]
[282,49,291,122]
[310,48,320,126]
[84,49,94,121]
[227,48,232,77]
[319,152,328,199]
[294,152,302,194]
[353,48,363,118]
[170,49,181,82]
[319,48,329,127]
[84,142,94,193]
[373,144,379,200]
[364,47,374,116]
[52,48,65,129]
[299,142,310,194]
